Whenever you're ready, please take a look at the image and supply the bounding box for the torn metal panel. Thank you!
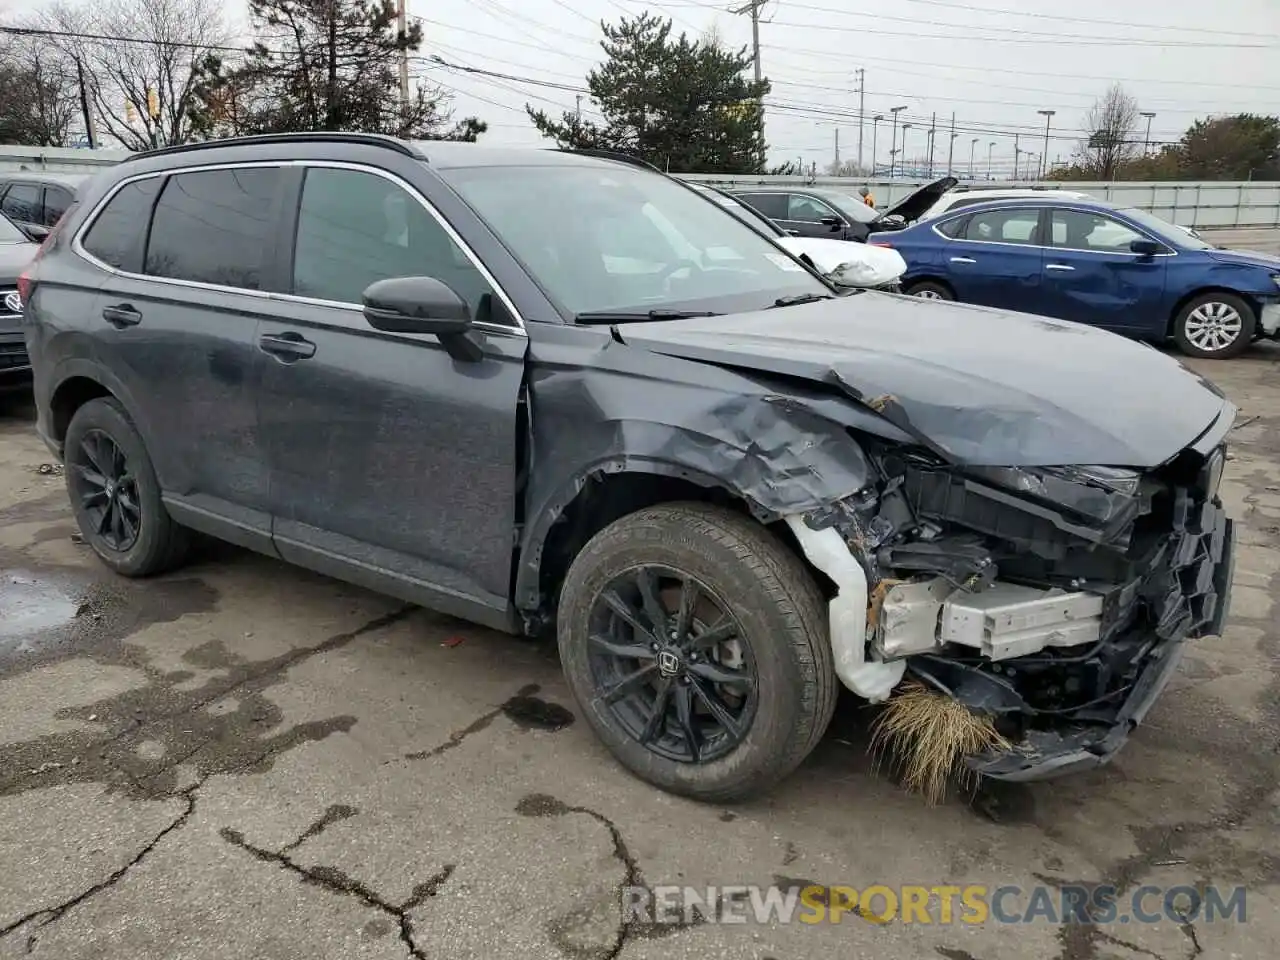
[613,294,1235,467]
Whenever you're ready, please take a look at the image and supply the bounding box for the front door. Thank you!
[1041,207,1169,333]
[944,205,1046,312]
[257,164,527,628]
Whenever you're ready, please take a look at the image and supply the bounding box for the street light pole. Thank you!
[1140,111,1156,156]
[901,124,912,177]
[871,114,883,176]
[969,137,978,180]
[987,141,995,180]
[1037,109,1055,180]
[888,105,907,178]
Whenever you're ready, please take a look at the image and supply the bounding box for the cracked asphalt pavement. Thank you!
[2,333,1279,958]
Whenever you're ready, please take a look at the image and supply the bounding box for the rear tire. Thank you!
[905,279,954,301]
[1173,292,1255,359]
[557,502,837,803]
[64,397,190,577]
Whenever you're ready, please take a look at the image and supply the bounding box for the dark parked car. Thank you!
[0,172,85,242]
[730,176,956,243]
[875,196,1280,358]
[0,211,39,393]
[21,135,1235,800]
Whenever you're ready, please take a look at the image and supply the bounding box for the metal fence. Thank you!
[3,144,1279,230]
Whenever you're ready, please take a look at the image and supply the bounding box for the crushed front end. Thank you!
[798,437,1236,782]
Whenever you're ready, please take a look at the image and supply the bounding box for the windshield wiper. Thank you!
[770,293,834,308]
[574,309,722,324]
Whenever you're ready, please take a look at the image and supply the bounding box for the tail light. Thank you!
[17,211,71,305]
[870,241,895,248]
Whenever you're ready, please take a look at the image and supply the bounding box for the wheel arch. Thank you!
[903,276,956,298]
[513,459,833,630]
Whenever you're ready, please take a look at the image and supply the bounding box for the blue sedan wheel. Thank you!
[1173,292,1256,360]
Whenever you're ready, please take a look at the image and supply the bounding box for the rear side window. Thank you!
[80,178,163,272]
[736,192,787,220]
[935,215,969,238]
[42,187,74,226]
[1,183,41,222]
[145,168,280,289]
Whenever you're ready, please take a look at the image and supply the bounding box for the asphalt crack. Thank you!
[282,803,359,853]
[399,683,541,761]
[516,793,704,960]
[220,827,455,960]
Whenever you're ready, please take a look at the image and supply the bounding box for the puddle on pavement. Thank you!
[502,693,576,731]
[0,570,85,651]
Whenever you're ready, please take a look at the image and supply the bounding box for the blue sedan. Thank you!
[873,197,1280,358]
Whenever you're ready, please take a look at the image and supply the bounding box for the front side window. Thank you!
[445,163,831,318]
[81,178,163,272]
[963,208,1041,245]
[291,167,498,319]
[787,194,839,224]
[42,187,74,226]
[1,183,41,222]
[1051,209,1147,251]
[144,168,281,289]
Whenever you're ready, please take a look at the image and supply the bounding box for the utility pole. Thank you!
[946,112,956,175]
[969,138,978,180]
[888,105,907,178]
[855,67,865,174]
[871,115,883,177]
[1012,133,1020,180]
[75,57,96,149]
[730,0,767,149]
[926,112,936,178]
[1037,109,1055,180]
[834,128,840,172]
[987,141,994,180]
[397,0,410,117]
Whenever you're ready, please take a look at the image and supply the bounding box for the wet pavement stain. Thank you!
[0,571,83,649]
[502,693,575,731]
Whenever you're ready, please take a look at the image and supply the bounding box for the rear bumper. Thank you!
[966,512,1236,783]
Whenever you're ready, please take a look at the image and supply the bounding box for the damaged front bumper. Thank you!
[786,439,1238,785]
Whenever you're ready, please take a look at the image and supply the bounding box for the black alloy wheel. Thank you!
[69,428,142,552]
[587,564,757,764]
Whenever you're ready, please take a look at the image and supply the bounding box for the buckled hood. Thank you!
[883,175,960,223]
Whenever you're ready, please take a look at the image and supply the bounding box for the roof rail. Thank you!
[554,148,662,172]
[122,132,426,164]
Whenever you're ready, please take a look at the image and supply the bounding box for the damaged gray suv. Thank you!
[21,134,1236,802]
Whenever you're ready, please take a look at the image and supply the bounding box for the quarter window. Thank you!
[1051,209,1146,251]
[80,178,163,272]
[935,215,969,238]
[291,167,499,321]
[42,187,74,226]
[963,208,1041,245]
[1,183,41,223]
[144,168,281,289]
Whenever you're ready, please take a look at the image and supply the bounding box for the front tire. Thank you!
[905,279,954,301]
[557,502,837,803]
[1173,292,1256,359]
[64,397,190,577]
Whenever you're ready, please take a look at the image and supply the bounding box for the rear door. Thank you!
[1041,207,1169,333]
[943,205,1047,312]
[75,165,283,547]
[256,163,527,627]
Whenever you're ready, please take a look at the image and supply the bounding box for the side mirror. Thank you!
[362,276,483,363]
[24,224,48,243]
[1130,238,1161,257]
[820,216,842,231]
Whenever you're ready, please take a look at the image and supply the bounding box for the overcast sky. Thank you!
[410,0,1280,176]
[12,0,1280,175]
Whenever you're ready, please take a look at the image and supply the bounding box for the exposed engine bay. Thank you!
[792,438,1235,781]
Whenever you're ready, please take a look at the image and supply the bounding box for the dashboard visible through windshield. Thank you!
[443,163,832,319]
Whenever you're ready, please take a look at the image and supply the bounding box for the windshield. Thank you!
[443,163,829,318]
[1117,206,1213,250]
[823,193,881,224]
[0,212,26,244]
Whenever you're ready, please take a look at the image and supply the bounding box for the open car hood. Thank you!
[774,235,906,286]
[883,175,960,223]
[614,294,1232,468]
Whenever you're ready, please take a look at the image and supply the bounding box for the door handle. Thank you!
[259,332,317,361]
[949,256,976,264]
[1046,264,1076,271]
[102,304,142,328]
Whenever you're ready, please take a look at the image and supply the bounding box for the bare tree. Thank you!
[0,34,81,145]
[1078,83,1140,180]
[38,0,231,149]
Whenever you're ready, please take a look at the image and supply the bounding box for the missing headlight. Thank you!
[966,464,1147,530]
